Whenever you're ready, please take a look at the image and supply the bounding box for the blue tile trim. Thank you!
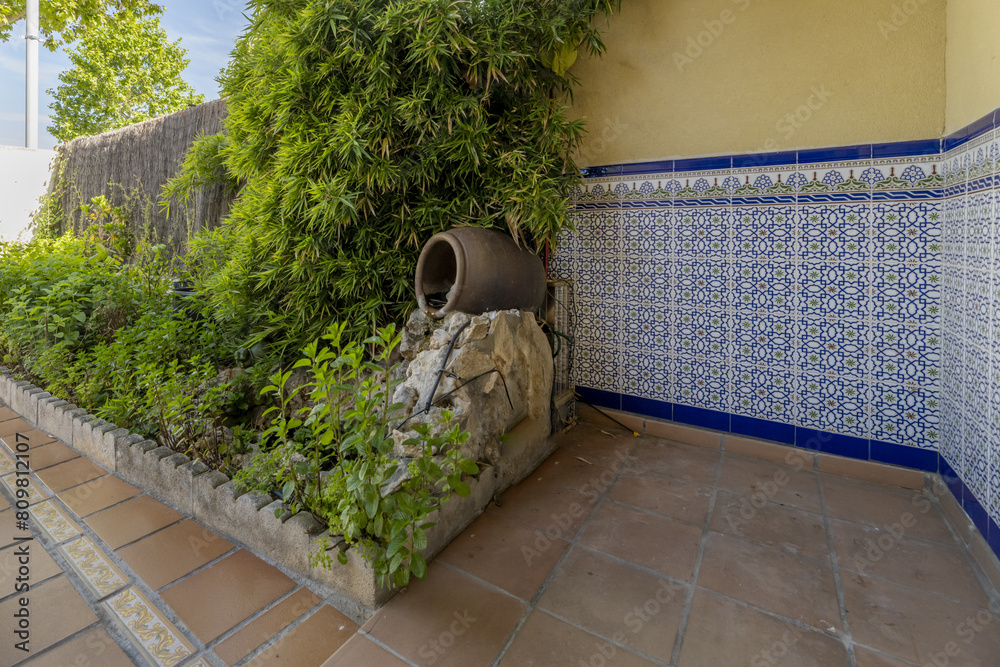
[673,404,730,431]
[989,516,1000,563]
[732,150,798,168]
[621,394,672,422]
[966,111,997,141]
[575,387,951,475]
[575,386,621,411]
[620,160,674,176]
[939,455,965,505]
[870,440,938,473]
[872,139,941,158]
[581,165,622,178]
[796,428,869,459]
[731,415,795,444]
[797,145,872,163]
[674,156,732,173]
[963,491,991,539]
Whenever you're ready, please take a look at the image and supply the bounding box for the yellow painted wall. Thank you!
[570,0,947,166]
[945,0,1000,134]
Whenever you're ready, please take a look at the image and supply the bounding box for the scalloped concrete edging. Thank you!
[0,368,542,619]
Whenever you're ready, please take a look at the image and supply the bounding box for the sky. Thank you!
[0,0,252,149]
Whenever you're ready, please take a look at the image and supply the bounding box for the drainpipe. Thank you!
[25,0,39,149]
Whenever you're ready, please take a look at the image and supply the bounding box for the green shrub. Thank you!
[236,321,478,586]
[170,0,620,353]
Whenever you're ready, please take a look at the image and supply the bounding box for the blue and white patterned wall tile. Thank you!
[731,362,800,424]
[798,317,872,380]
[675,355,730,412]
[798,374,872,438]
[870,382,939,449]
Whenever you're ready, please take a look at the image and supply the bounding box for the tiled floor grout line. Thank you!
[0,411,216,666]
[152,545,241,594]
[667,448,725,666]
[229,598,328,666]
[488,436,642,667]
[204,584,317,649]
[817,467,858,667]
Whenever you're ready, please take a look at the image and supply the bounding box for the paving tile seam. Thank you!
[357,633,422,667]
[852,641,925,667]
[229,599,333,667]
[931,492,1000,601]
[668,448,725,666]
[603,496,707,530]
[488,434,640,667]
[525,606,673,667]
[0,410,212,666]
[816,462,859,667]
[154,545,242,593]
[204,584,320,653]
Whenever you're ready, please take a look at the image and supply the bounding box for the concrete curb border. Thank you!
[0,368,523,615]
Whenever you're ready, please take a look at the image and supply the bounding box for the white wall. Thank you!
[0,145,56,241]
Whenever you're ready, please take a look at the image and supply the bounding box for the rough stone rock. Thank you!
[390,309,553,464]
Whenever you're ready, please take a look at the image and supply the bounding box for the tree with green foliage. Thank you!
[170,0,619,354]
[1,0,160,51]
[47,12,204,142]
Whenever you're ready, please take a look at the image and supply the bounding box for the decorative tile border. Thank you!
[59,535,128,598]
[29,499,82,543]
[0,471,51,505]
[104,586,195,667]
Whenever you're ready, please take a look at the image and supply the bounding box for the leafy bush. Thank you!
[236,321,478,586]
[170,0,620,353]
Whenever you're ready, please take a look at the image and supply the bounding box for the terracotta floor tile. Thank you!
[160,549,296,643]
[117,518,234,590]
[530,446,628,493]
[498,609,659,667]
[853,646,921,667]
[245,605,358,667]
[0,419,34,437]
[717,455,823,514]
[537,546,685,663]
[58,474,141,517]
[321,636,411,667]
[626,439,721,486]
[35,457,107,493]
[0,492,8,512]
[842,571,1000,665]
[608,468,713,525]
[821,476,955,544]
[21,626,134,667]
[437,512,569,600]
[84,495,183,549]
[26,442,79,471]
[711,489,831,562]
[831,518,990,606]
[0,509,18,549]
[0,430,57,449]
[552,423,639,464]
[365,562,525,667]
[487,475,596,536]
[215,588,322,666]
[0,407,18,422]
[579,500,702,580]
[698,532,842,634]
[0,576,97,664]
[0,537,62,592]
[677,589,849,667]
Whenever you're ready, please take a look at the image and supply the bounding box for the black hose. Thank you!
[423,319,471,414]
[575,393,640,437]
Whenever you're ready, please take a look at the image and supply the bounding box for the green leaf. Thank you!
[410,551,427,579]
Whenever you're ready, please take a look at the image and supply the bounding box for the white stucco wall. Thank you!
[0,146,56,241]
